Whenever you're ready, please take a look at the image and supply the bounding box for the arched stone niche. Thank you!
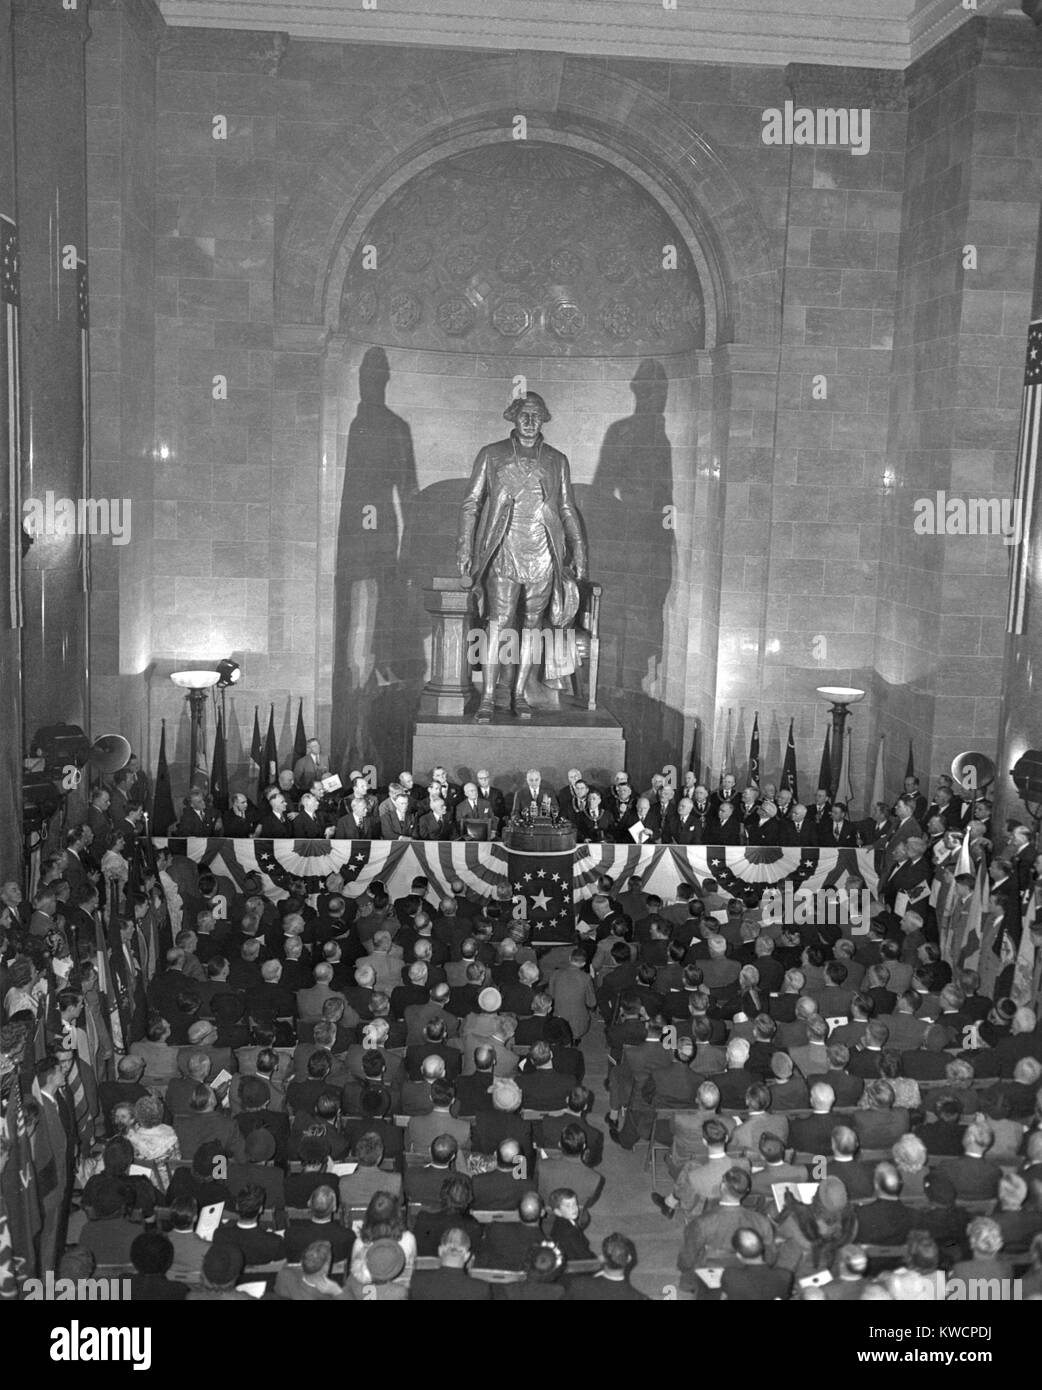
[281,58,780,780]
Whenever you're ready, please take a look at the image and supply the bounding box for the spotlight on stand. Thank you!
[1010,750,1042,832]
[216,658,241,689]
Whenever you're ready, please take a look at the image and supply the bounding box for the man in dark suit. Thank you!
[36,1055,76,1271]
[419,794,456,841]
[565,1234,647,1301]
[511,770,558,819]
[256,789,292,838]
[667,797,701,845]
[444,785,486,841]
[470,1080,534,1164]
[536,1086,604,1167]
[473,1189,546,1270]
[819,803,857,848]
[409,1229,493,1301]
[334,796,380,839]
[895,777,928,826]
[616,796,659,845]
[403,1135,461,1209]
[708,803,742,845]
[709,775,740,819]
[291,792,326,839]
[936,1123,1002,1200]
[825,1127,877,1200]
[854,1163,920,1245]
[881,799,924,873]
[470,1139,538,1210]
[517,1042,573,1113]
[176,788,220,838]
[777,804,819,848]
[474,770,507,824]
[807,789,832,835]
[380,792,417,841]
[745,803,781,846]
[786,1082,840,1154]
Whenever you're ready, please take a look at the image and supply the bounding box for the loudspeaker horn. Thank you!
[950,750,995,795]
[89,734,132,776]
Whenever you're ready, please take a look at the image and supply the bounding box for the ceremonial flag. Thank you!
[250,706,262,767]
[1011,888,1038,1007]
[748,713,760,789]
[871,735,885,814]
[507,849,575,947]
[780,719,798,801]
[191,704,210,795]
[0,1074,42,1286]
[258,705,278,800]
[1006,319,1041,634]
[835,726,854,808]
[1,214,21,630]
[95,908,125,1053]
[817,727,831,798]
[905,740,915,780]
[958,861,989,973]
[77,259,90,599]
[293,699,307,763]
[152,720,176,837]
[210,708,229,812]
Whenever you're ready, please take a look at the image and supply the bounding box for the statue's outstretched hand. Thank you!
[457,551,472,579]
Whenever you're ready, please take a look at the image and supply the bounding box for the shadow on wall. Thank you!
[331,353,688,783]
[577,359,683,777]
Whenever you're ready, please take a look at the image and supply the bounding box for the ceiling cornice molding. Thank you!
[157,0,1016,70]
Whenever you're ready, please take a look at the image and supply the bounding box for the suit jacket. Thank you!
[293,753,328,789]
[457,431,586,625]
[855,1199,920,1246]
[708,815,742,845]
[787,1112,841,1155]
[380,807,417,840]
[852,1108,909,1150]
[777,817,819,848]
[818,820,857,847]
[745,816,781,847]
[517,1068,573,1113]
[470,1167,537,1211]
[936,1155,1001,1201]
[334,809,380,839]
[882,817,924,873]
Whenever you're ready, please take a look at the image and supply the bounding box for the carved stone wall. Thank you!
[339,143,705,357]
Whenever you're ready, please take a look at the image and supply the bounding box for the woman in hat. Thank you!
[349,1190,416,1292]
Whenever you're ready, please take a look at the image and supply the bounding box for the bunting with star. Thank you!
[150,839,877,924]
[508,849,576,945]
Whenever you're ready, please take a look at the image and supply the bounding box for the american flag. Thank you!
[507,850,576,946]
[1,214,20,629]
[1006,319,1041,634]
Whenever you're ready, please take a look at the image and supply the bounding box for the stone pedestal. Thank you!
[418,576,474,718]
[412,705,626,792]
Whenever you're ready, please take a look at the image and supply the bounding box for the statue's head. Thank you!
[505,392,551,446]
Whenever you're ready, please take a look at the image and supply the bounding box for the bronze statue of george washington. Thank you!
[457,392,587,723]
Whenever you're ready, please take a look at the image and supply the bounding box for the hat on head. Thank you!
[993,998,1017,1023]
[815,1176,849,1214]
[187,1020,216,1044]
[478,987,502,1013]
[365,1239,406,1283]
[203,1243,244,1287]
[244,1128,276,1162]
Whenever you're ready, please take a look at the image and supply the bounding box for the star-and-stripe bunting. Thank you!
[573,844,876,903]
[153,838,513,905]
[154,839,876,911]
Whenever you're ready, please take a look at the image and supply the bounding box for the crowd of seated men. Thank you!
[590,782,1042,1299]
[0,866,646,1300]
[1,765,1039,1301]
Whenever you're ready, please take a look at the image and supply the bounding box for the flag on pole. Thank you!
[748,713,760,789]
[1006,319,1041,635]
[191,701,210,795]
[817,727,832,798]
[871,735,885,813]
[955,825,974,879]
[293,699,308,764]
[1,214,22,631]
[724,709,736,783]
[1011,888,1038,1006]
[835,726,854,808]
[210,708,229,812]
[905,740,915,780]
[0,1073,42,1287]
[77,259,91,600]
[95,908,125,1053]
[258,705,278,801]
[957,860,988,973]
[780,719,798,800]
[250,706,262,768]
[152,719,176,836]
